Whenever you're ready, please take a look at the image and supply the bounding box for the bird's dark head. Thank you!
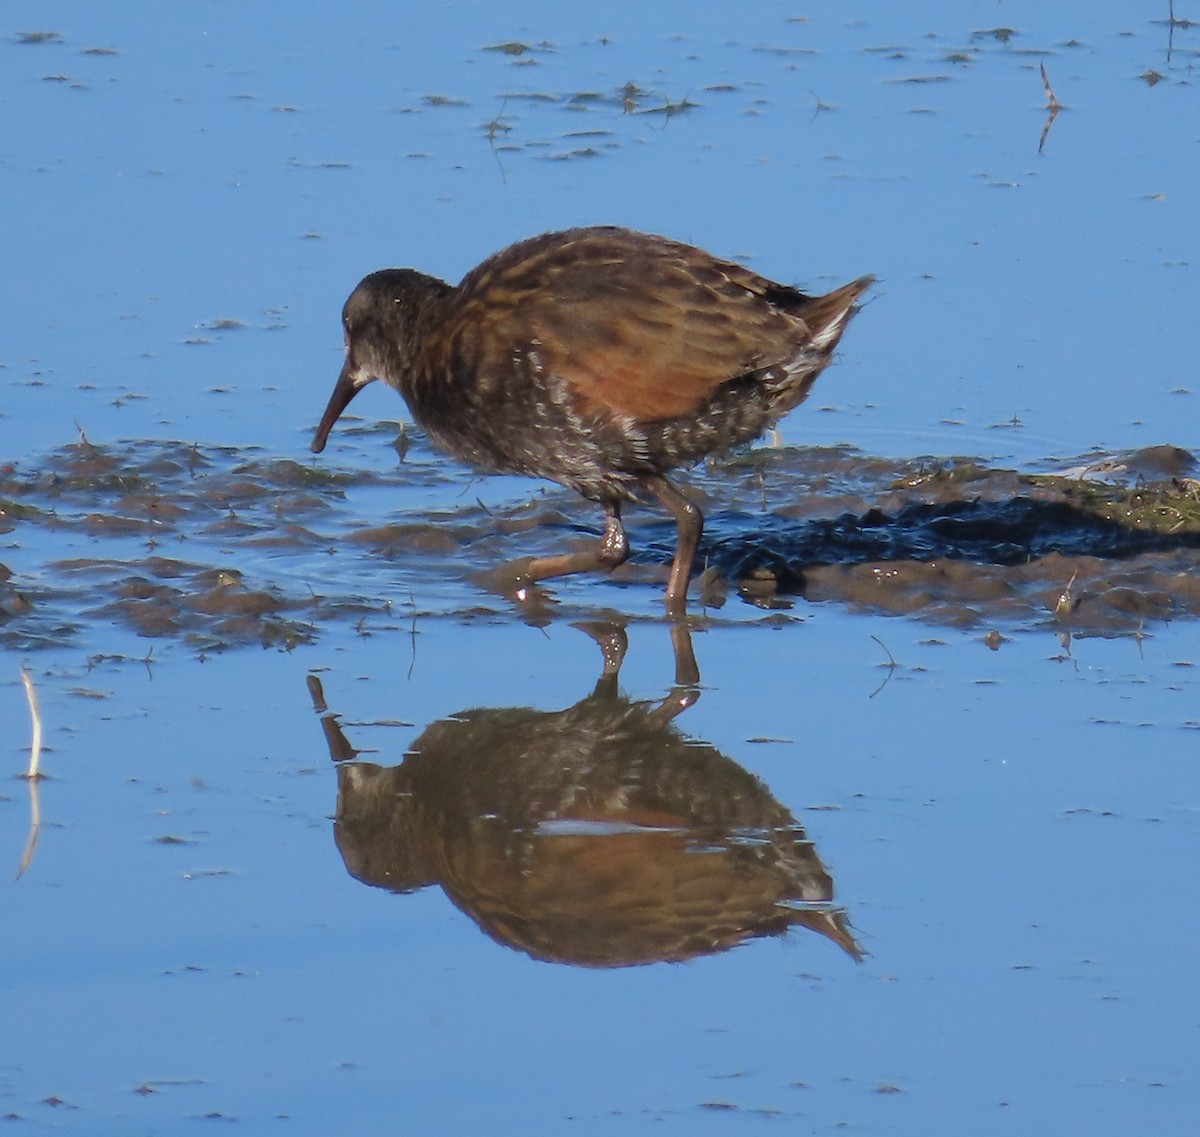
[311,269,450,454]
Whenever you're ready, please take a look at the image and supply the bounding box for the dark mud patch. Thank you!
[2,437,1199,650]
[692,446,1200,631]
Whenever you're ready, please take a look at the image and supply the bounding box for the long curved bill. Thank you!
[311,361,366,454]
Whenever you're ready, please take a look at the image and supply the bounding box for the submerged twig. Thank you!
[1054,570,1079,619]
[1037,62,1063,154]
[868,634,897,699]
[1040,61,1063,112]
[406,590,419,682]
[16,779,41,881]
[1163,0,1196,63]
[483,95,512,185]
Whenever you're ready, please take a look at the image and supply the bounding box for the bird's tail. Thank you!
[801,275,874,354]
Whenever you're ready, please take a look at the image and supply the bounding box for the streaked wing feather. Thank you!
[448,228,861,423]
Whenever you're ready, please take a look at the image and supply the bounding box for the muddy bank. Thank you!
[699,445,1200,632]
[2,436,1198,650]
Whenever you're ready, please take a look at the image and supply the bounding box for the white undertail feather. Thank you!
[809,305,856,353]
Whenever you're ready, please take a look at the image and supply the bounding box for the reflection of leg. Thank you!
[645,475,704,618]
[669,620,700,687]
[305,674,360,763]
[573,620,630,697]
[520,498,630,584]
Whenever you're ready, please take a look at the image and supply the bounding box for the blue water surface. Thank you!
[2,3,1199,1135]
[2,1,1196,462]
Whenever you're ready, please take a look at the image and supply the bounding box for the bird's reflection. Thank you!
[309,622,859,967]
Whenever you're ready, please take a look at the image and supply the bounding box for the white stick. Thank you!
[20,667,42,781]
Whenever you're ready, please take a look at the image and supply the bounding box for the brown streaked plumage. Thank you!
[312,226,872,615]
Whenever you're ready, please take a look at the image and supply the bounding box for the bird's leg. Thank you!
[595,499,631,571]
[520,498,630,584]
[644,475,704,619]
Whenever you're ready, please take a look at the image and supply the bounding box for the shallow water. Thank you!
[3,3,1199,1134]
[5,436,1200,652]
[5,615,1200,1133]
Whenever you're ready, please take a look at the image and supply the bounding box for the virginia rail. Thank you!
[312,226,871,615]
